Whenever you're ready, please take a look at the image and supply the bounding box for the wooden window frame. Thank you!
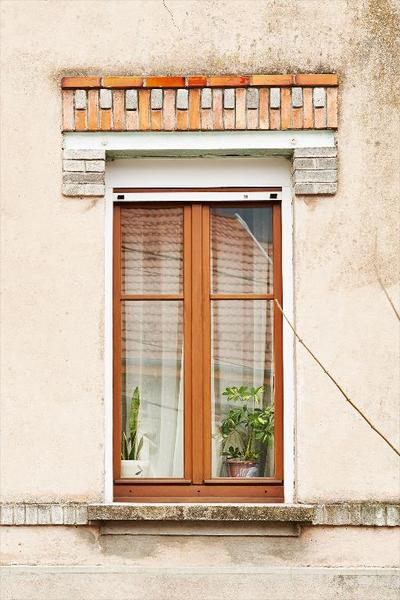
[113,188,284,502]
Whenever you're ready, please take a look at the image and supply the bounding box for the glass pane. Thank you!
[211,206,273,294]
[211,300,274,478]
[121,301,184,478]
[121,207,183,294]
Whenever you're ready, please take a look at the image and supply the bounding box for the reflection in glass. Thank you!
[121,301,183,478]
[211,301,274,478]
[211,206,273,294]
[121,207,183,294]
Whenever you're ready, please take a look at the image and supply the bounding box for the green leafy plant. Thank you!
[220,385,274,461]
[121,386,144,460]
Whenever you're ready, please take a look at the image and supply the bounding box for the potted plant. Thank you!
[220,385,274,477]
[120,386,148,478]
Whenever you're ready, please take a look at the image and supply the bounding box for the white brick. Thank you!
[294,169,337,183]
[201,88,212,109]
[63,160,85,172]
[63,183,105,196]
[75,506,88,525]
[0,505,14,525]
[25,505,38,525]
[386,506,400,526]
[291,87,303,108]
[176,89,188,110]
[294,182,337,195]
[63,506,76,525]
[63,149,105,160]
[14,505,26,525]
[85,160,105,172]
[63,172,104,184]
[313,87,326,108]
[51,505,64,525]
[74,90,87,110]
[99,89,112,109]
[125,89,138,110]
[246,88,259,110]
[270,88,280,108]
[151,89,163,110]
[37,505,51,525]
[293,147,337,158]
[223,88,235,110]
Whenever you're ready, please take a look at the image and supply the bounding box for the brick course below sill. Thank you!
[1,503,399,527]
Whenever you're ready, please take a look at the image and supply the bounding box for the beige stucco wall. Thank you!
[1,0,399,505]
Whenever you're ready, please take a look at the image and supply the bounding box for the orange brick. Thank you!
[224,109,235,130]
[112,90,125,130]
[126,110,138,131]
[327,87,338,128]
[163,90,176,131]
[139,90,150,130]
[87,90,99,130]
[212,89,223,129]
[145,76,185,88]
[281,88,291,129]
[62,90,74,131]
[100,109,112,130]
[75,109,87,131]
[303,88,313,128]
[189,89,201,130]
[207,75,250,87]
[102,77,143,88]
[187,76,207,87]
[250,74,294,86]
[151,110,162,131]
[201,109,213,130]
[269,108,280,130]
[258,88,269,129]
[291,107,303,129]
[177,109,188,130]
[247,107,259,129]
[235,88,246,129]
[295,74,338,86]
[62,76,100,89]
[314,106,326,129]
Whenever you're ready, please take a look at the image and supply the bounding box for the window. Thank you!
[113,189,283,501]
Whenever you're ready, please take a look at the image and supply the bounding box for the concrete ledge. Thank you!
[1,502,399,526]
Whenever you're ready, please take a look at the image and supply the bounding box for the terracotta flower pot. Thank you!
[226,459,258,478]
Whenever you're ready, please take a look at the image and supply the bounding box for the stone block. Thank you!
[25,505,38,525]
[99,89,112,109]
[294,182,337,195]
[50,505,64,525]
[201,88,212,109]
[293,147,337,158]
[246,88,259,110]
[63,506,76,525]
[85,160,105,172]
[270,88,281,108]
[37,505,51,525]
[223,88,235,109]
[292,158,317,170]
[63,160,85,172]
[62,183,105,196]
[0,505,14,525]
[150,89,163,110]
[386,506,400,526]
[293,169,337,183]
[14,505,26,525]
[75,506,88,525]
[63,172,104,184]
[74,89,87,110]
[291,87,303,107]
[315,157,337,169]
[313,87,326,107]
[125,89,138,110]
[176,89,188,110]
[63,149,105,160]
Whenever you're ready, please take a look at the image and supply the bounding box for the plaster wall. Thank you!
[1,0,399,504]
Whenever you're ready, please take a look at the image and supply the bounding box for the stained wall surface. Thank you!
[1,0,399,505]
